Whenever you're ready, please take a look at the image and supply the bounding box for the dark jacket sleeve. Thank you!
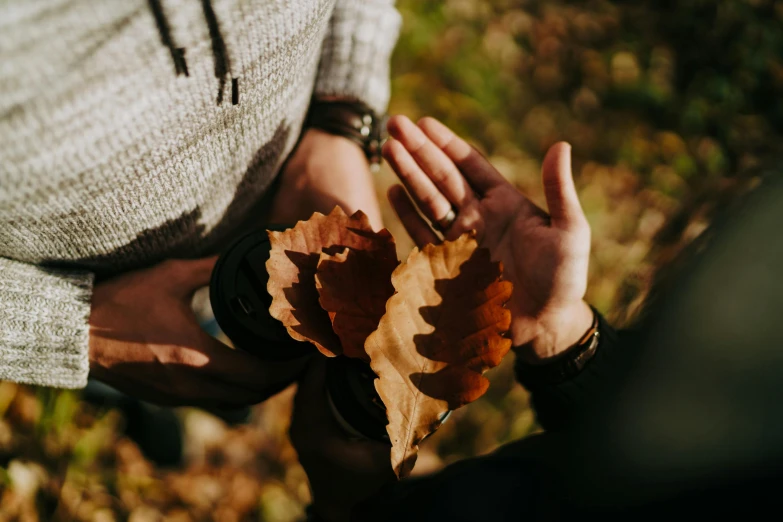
[518,313,638,431]
[355,434,558,522]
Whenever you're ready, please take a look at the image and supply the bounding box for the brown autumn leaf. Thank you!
[365,232,513,478]
[266,207,395,356]
[315,246,399,361]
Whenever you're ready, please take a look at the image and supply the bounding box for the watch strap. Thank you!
[305,99,387,170]
[515,308,601,389]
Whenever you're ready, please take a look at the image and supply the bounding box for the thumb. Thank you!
[168,256,219,296]
[542,142,585,230]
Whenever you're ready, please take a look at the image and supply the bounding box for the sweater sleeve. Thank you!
[314,0,402,114]
[518,313,637,431]
[0,258,94,389]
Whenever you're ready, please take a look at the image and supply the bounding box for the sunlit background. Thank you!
[1,1,781,520]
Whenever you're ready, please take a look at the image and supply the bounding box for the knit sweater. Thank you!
[0,0,401,389]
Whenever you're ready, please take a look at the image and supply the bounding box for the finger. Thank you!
[541,142,585,230]
[382,137,453,225]
[387,185,440,248]
[386,115,475,209]
[121,364,267,409]
[417,117,507,194]
[169,256,219,296]
[204,335,310,397]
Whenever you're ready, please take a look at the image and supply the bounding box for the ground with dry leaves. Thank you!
[2,1,781,520]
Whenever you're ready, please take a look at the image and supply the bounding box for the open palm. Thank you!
[383,116,593,360]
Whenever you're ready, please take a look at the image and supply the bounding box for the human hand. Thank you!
[290,358,394,522]
[383,116,593,362]
[269,128,383,230]
[88,257,309,408]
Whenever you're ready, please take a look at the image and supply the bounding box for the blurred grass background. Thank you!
[2,1,782,520]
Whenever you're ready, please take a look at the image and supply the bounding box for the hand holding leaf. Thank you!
[267,208,513,478]
[365,233,512,477]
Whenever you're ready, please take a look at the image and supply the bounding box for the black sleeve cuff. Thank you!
[515,313,628,431]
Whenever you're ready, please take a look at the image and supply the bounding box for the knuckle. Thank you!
[446,215,480,241]
[408,134,427,154]
[460,212,483,232]
[418,117,454,148]
[428,165,452,185]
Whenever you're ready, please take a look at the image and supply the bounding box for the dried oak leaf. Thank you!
[365,232,513,478]
[315,246,398,361]
[266,207,395,356]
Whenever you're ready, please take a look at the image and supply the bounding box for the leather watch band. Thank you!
[305,99,387,170]
[515,308,601,389]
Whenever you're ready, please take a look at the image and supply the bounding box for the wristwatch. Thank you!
[515,308,601,389]
[305,99,388,171]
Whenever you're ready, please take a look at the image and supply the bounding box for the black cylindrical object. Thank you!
[210,226,313,360]
[210,227,390,441]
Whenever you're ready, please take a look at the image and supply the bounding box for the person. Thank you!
[289,115,783,521]
[0,1,400,409]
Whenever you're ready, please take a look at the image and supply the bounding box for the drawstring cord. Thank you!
[200,0,237,105]
[148,0,189,77]
[149,0,239,105]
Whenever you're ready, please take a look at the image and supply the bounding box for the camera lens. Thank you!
[325,356,389,441]
[210,228,313,360]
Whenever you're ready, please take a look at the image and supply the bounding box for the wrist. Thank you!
[272,129,381,229]
[512,300,594,364]
[305,98,386,168]
[299,128,368,160]
[288,129,370,185]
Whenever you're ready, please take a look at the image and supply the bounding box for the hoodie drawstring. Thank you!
[149,0,189,77]
[149,0,239,105]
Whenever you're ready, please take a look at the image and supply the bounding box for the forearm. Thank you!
[0,257,94,388]
[298,129,380,222]
[270,128,382,229]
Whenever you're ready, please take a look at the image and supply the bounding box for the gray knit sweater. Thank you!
[0,0,400,389]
